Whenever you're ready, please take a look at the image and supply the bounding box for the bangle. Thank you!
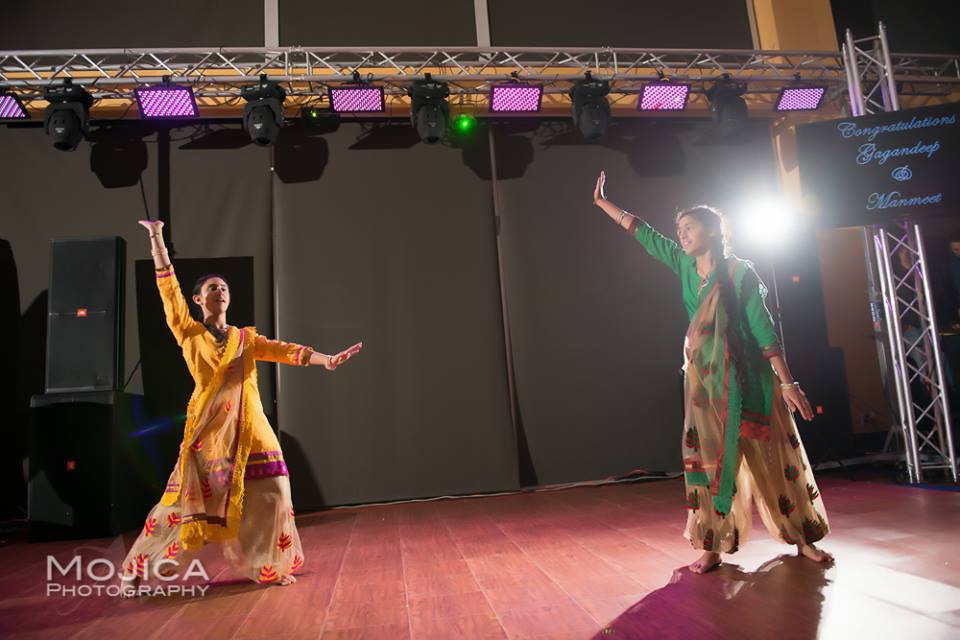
[151,248,168,257]
[617,211,626,226]
[780,381,800,390]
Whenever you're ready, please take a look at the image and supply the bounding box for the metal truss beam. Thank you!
[874,223,958,482]
[845,23,959,483]
[2,45,955,116]
[0,46,885,115]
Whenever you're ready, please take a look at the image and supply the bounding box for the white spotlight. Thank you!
[739,195,799,248]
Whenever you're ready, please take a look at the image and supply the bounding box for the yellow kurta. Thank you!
[154,265,313,550]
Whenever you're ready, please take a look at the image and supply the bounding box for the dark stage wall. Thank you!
[279,0,479,46]
[0,0,265,49]
[487,0,755,48]
[831,0,960,54]
[0,118,784,512]
[2,0,754,50]
[271,124,518,507]
[5,1,958,56]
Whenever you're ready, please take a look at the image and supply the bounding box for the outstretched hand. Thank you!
[783,385,815,422]
[593,170,607,205]
[325,342,363,371]
[138,219,164,235]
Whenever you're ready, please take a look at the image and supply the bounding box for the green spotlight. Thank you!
[453,113,477,133]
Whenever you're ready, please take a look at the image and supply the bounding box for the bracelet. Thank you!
[617,211,626,226]
[780,381,800,390]
[151,248,168,257]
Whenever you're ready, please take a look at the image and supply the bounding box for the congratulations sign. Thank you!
[797,102,959,228]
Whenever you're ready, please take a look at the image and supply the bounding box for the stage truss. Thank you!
[844,23,959,483]
[0,45,955,117]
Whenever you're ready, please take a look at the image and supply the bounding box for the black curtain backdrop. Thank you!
[831,0,960,55]
[488,0,754,48]
[279,0,478,46]
[0,0,264,49]
[0,239,25,518]
[1,115,847,514]
[271,123,517,508]
[2,0,757,50]
[493,119,782,485]
[7,1,959,57]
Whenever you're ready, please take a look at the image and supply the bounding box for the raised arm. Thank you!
[254,335,363,371]
[138,220,202,345]
[592,171,683,276]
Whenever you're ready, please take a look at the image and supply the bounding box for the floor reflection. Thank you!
[594,555,831,640]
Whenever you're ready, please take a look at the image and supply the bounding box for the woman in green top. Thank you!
[592,171,832,574]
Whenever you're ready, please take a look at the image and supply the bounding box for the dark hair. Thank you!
[676,206,750,389]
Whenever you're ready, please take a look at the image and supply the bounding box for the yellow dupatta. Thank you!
[160,326,258,550]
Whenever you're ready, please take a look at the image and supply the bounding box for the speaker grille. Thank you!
[45,237,125,393]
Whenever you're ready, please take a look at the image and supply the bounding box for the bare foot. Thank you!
[276,574,297,586]
[688,551,722,574]
[798,543,833,563]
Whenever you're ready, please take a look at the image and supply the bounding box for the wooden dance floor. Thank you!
[2,473,959,639]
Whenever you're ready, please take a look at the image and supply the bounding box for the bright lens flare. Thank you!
[740,196,798,247]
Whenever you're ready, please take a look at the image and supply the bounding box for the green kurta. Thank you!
[632,220,780,344]
[627,220,829,553]
[632,221,781,514]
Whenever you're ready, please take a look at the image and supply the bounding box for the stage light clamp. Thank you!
[242,75,287,105]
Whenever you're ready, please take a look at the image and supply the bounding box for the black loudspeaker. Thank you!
[46,237,125,393]
[28,391,160,541]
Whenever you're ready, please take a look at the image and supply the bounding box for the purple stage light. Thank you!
[0,93,29,119]
[135,85,198,118]
[775,87,826,111]
[489,84,543,113]
[329,87,385,113]
[638,83,690,111]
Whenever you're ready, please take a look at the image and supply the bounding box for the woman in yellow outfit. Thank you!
[121,219,362,595]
